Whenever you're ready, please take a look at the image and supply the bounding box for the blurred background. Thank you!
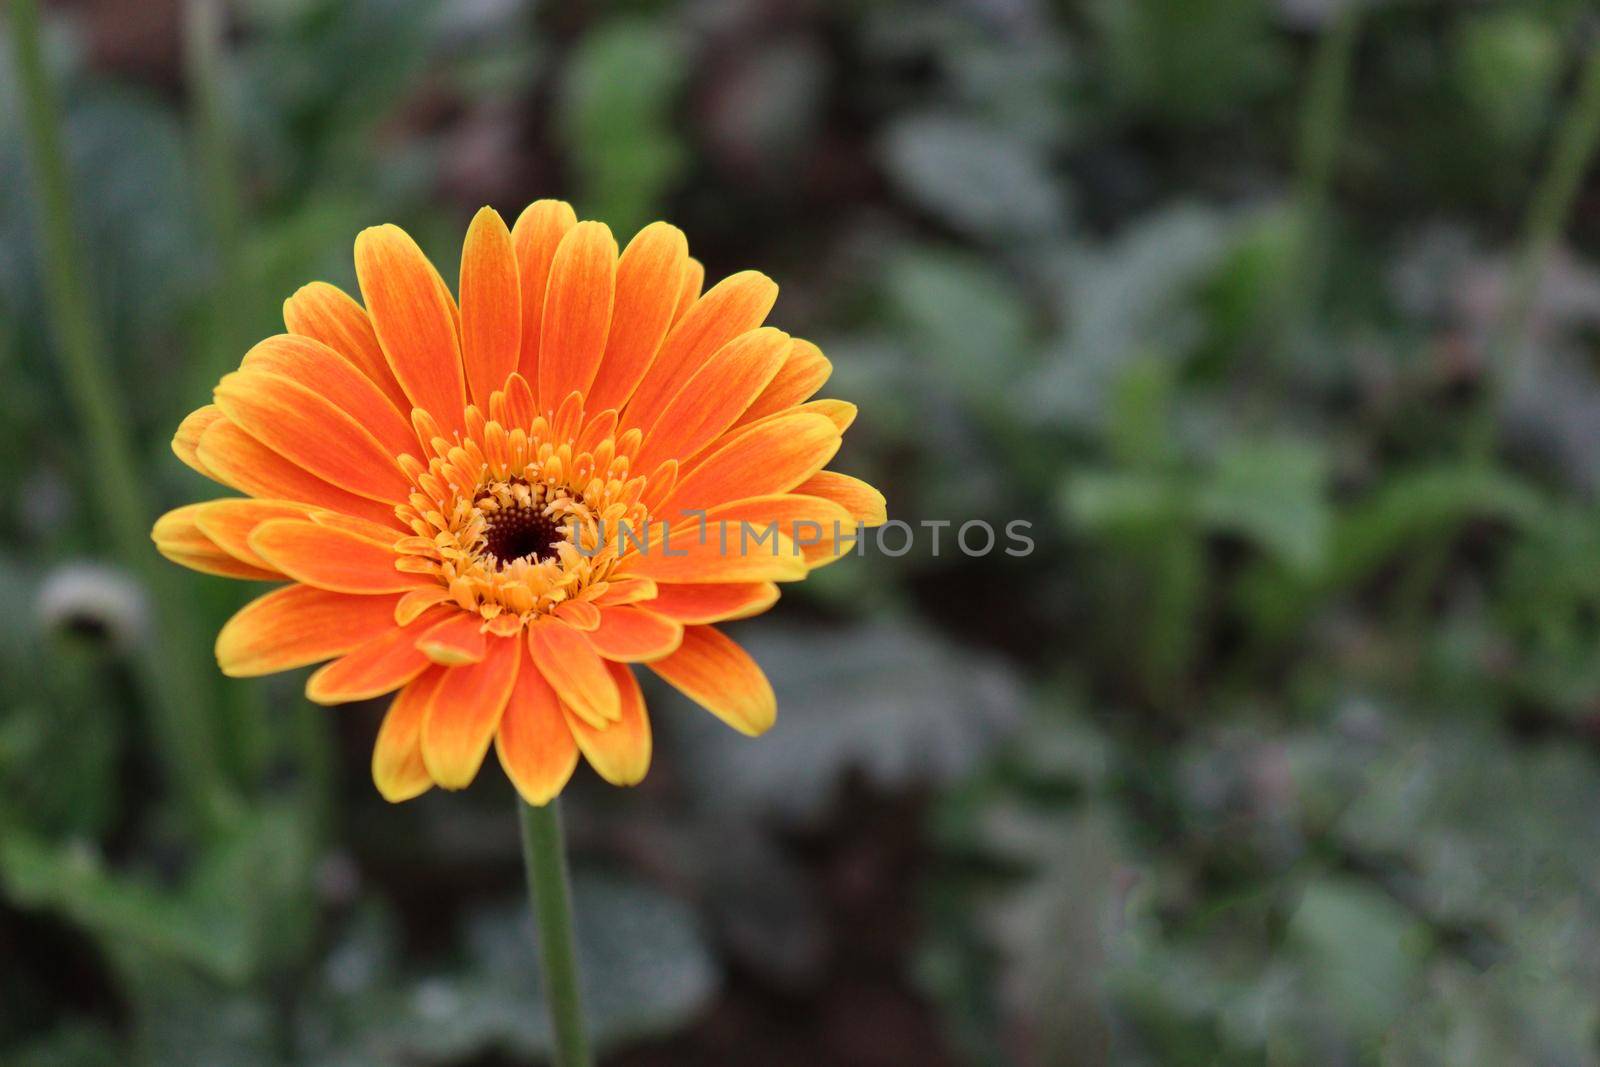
[4,0,1600,1063]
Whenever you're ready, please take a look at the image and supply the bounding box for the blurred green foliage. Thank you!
[5,0,1600,1064]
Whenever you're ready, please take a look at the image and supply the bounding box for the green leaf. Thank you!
[672,623,1022,823]
[3,1021,123,1067]
[984,808,1125,1064]
[322,877,716,1062]
[112,949,281,1067]
[1065,470,1185,532]
[1379,961,1545,1067]
[560,18,689,236]
[1090,0,1287,122]
[883,248,1033,395]
[1329,465,1546,587]
[881,112,1066,239]
[0,804,317,984]
[0,627,122,840]
[1498,505,1600,717]
[1452,12,1560,153]
[0,90,202,429]
[1023,206,1238,427]
[1195,439,1329,573]
[1287,877,1430,1040]
[0,833,252,982]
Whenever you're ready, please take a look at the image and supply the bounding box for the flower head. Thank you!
[154,202,885,803]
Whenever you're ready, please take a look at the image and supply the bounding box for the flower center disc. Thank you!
[481,504,566,565]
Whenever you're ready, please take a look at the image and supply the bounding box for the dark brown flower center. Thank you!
[481,504,566,565]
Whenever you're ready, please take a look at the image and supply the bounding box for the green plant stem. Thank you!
[1276,4,1362,357]
[1397,43,1600,640]
[9,0,236,833]
[1466,42,1600,463]
[181,0,297,807]
[518,799,592,1067]
[1293,6,1360,233]
[185,0,240,271]
[183,0,248,389]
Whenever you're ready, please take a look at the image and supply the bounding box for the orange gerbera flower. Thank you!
[153,202,885,804]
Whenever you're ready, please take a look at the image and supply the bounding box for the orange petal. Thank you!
[798,398,856,433]
[793,471,887,526]
[154,503,235,554]
[648,625,775,736]
[425,252,463,341]
[511,199,578,381]
[486,613,524,637]
[305,609,449,704]
[283,281,412,414]
[306,510,405,541]
[157,546,281,581]
[495,648,579,805]
[240,334,415,456]
[527,617,620,727]
[354,223,468,431]
[415,611,488,666]
[585,222,689,412]
[711,397,856,445]
[593,576,658,605]
[214,370,410,503]
[671,257,705,327]
[634,327,791,471]
[585,605,683,663]
[577,408,619,454]
[554,599,601,631]
[372,667,445,802]
[503,372,536,430]
[195,417,404,528]
[644,582,779,624]
[421,634,521,788]
[216,586,405,677]
[395,585,452,625]
[538,221,617,409]
[249,519,418,594]
[697,493,855,567]
[153,506,282,580]
[173,404,224,478]
[623,270,778,435]
[639,458,678,514]
[661,412,840,514]
[460,206,522,407]
[734,338,831,428]
[193,498,316,569]
[564,661,652,786]
[615,516,808,585]
[551,389,585,443]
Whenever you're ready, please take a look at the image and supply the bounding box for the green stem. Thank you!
[181,0,294,804]
[1396,43,1600,641]
[1293,6,1361,232]
[183,0,247,390]
[9,0,236,832]
[1275,5,1362,358]
[1466,42,1600,462]
[185,0,240,269]
[518,799,592,1067]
